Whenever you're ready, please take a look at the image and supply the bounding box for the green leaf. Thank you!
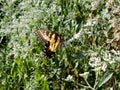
[95,71,114,89]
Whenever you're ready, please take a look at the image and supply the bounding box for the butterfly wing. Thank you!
[35,30,51,42]
[49,33,61,52]
[35,29,61,57]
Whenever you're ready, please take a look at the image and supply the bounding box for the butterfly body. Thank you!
[35,29,61,58]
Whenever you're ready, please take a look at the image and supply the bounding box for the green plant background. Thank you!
[0,0,120,90]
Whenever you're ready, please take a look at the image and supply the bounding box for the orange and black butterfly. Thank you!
[35,29,61,58]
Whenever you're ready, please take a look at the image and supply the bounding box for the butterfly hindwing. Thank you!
[35,29,61,58]
[43,41,55,58]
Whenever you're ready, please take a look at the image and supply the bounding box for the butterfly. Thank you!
[35,29,61,58]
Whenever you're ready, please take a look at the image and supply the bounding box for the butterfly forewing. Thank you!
[35,29,61,58]
[49,33,61,52]
[35,30,52,42]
